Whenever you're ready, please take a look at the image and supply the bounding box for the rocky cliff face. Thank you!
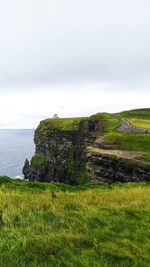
[23,115,150,184]
[23,117,104,184]
[86,147,150,183]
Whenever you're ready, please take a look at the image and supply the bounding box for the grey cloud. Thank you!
[0,0,150,90]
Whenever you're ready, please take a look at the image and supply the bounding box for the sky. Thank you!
[0,0,150,128]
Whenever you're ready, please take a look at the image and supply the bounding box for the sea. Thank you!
[0,129,35,178]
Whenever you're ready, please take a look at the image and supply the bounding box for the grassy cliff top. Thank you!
[37,108,150,133]
[35,109,150,151]
[93,110,150,152]
[36,117,88,133]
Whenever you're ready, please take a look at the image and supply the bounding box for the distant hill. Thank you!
[119,108,150,129]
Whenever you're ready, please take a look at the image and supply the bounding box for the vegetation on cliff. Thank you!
[0,176,150,267]
[93,110,150,152]
[31,154,47,167]
[23,108,150,184]
[120,108,150,129]
[36,117,88,134]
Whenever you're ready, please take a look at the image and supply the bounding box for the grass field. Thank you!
[0,177,150,267]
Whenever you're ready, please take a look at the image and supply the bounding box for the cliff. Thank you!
[23,117,104,184]
[86,147,150,182]
[23,111,150,184]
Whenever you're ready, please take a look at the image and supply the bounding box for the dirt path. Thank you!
[113,114,150,133]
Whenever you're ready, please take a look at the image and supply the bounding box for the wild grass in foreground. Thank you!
[0,177,150,267]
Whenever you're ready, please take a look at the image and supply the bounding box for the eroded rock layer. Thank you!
[86,147,150,183]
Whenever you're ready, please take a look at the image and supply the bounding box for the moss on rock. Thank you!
[31,154,47,167]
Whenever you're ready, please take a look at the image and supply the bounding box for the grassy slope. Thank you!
[92,111,150,152]
[0,177,150,267]
[124,118,150,129]
[120,109,150,120]
[120,109,150,129]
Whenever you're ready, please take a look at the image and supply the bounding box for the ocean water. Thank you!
[0,129,35,178]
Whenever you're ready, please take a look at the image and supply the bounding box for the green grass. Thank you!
[120,109,150,129]
[91,113,120,132]
[124,118,150,129]
[120,108,150,120]
[37,117,87,133]
[0,177,150,267]
[105,132,150,151]
[93,111,150,152]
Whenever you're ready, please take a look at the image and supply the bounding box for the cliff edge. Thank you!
[23,110,150,184]
[23,117,104,184]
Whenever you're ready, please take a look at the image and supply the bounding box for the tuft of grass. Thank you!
[0,176,150,267]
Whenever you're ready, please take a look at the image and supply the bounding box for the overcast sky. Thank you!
[0,0,150,128]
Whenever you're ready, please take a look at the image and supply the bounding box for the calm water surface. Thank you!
[0,129,35,178]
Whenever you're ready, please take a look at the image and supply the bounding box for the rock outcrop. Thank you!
[23,117,104,184]
[86,147,150,182]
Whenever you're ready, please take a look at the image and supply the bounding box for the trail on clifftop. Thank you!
[113,114,150,133]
